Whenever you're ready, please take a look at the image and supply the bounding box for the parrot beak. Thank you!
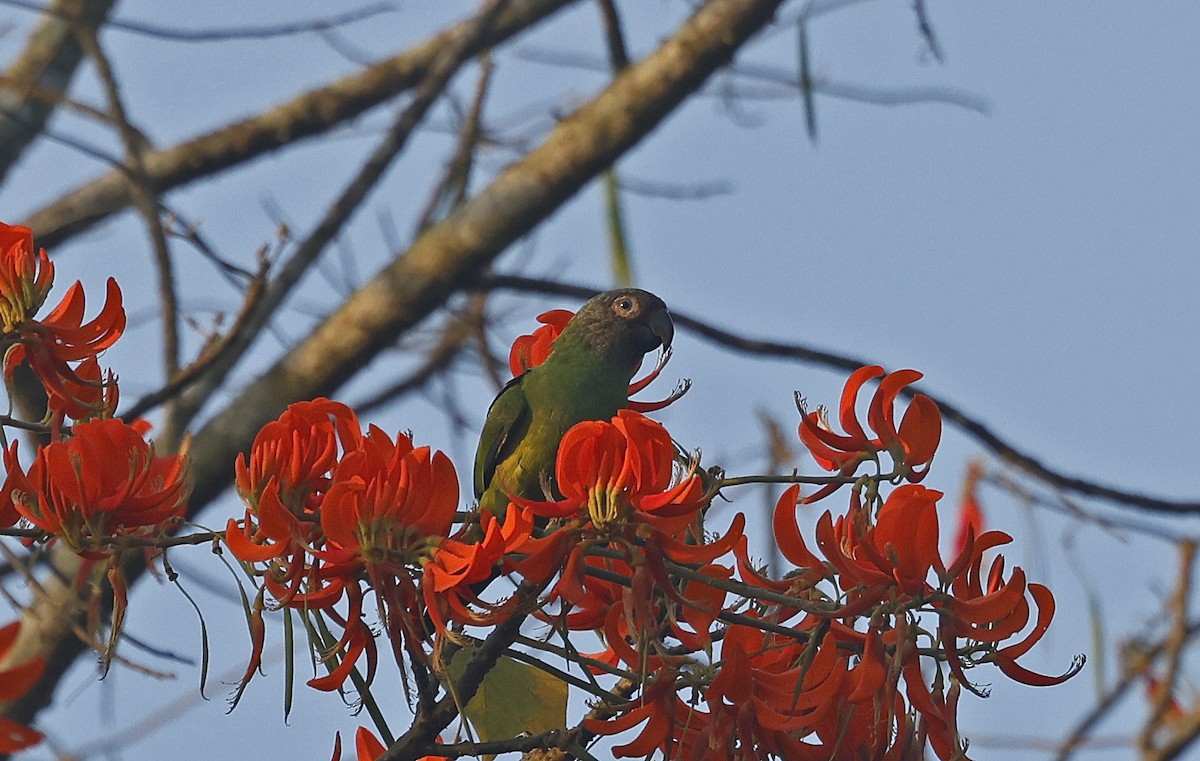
[647,308,674,351]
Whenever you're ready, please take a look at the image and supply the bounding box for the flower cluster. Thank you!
[3,418,189,554]
[0,247,1080,761]
[0,223,124,428]
[511,409,740,662]
[225,399,532,698]
[582,368,1079,760]
[0,224,184,695]
[798,364,941,502]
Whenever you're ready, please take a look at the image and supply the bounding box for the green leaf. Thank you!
[448,643,568,756]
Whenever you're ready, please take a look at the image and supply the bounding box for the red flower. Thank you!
[329,726,451,761]
[509,309,573,376]
[4,279,125,410]
[44,354,119,425]
[520,410,707,532]
[3,418,189,553]
[317,425,493,669]
[0,619,46,753]
[348,726,388,761]
[235,398,363,512]
[583,666,703,758]
[321,426,458,558]
[954,459,986,554]
[0,222,124,418]
[226,399,363,605]
[514,410,742,658]
[423,503,533,637]
[938,528,1082,688]
[798,366,941,502]
[0,223,54,330]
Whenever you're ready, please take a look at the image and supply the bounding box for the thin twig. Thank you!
[413,53,494,234]
[74,25,183,439]
[171,0,505,433]
[0,0,396,42]
[912,0,944,63]
[121,250,270,422]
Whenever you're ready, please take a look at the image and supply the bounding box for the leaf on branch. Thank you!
[447,643,567,757]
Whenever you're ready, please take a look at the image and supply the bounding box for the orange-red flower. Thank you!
[318,426,526,615]
[518,410,707,533]
[320,426,458,561]
[4,279,125,410]
[228,402,504,696]
[0,619,46,753]
[798,365,941,502]
[514,410,741,653]
[226,398,363,606]
[316,425,470,673]
[954,459,986,554]
[2,418,189,553]
[937,527,1081,689]
[0,222,124,418]
[44,354,119,425]
[509,308,573,376]
[0,223,54,331]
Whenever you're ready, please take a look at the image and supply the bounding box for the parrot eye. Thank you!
[612,296,639,317]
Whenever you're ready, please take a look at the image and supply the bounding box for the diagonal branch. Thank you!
[0,0,116,184]
[73,23,186,441]
[167,0,509,435]
[3,0,788,737]
[20,0,578,248]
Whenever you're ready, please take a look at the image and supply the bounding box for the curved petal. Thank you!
[839,365,885,444]
[867,368,922,451]
[772,484,826,572]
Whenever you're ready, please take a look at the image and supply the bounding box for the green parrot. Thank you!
[474,288,674,516]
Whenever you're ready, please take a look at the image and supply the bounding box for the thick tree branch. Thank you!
[20,0,578,248]
[2,0,787,737]
[168,0,507,434]
[0,0,116,184]
[181,0,786,510]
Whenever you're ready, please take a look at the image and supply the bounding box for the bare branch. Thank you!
[0,0,116,183]
[21,0,579,248]
[74,24,184,439]
[64,2,395,43]
[120,251,270,423]
[413,53,494,234]
[913,0,945,63]
[171,0,505,434]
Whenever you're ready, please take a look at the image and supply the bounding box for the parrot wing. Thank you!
[474,374,531,498]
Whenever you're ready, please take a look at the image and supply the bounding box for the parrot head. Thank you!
[559,288,673,371]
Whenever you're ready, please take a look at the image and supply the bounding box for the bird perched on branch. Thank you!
[474,288,675,516]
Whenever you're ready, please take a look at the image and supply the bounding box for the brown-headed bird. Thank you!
[474,289,674,516]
